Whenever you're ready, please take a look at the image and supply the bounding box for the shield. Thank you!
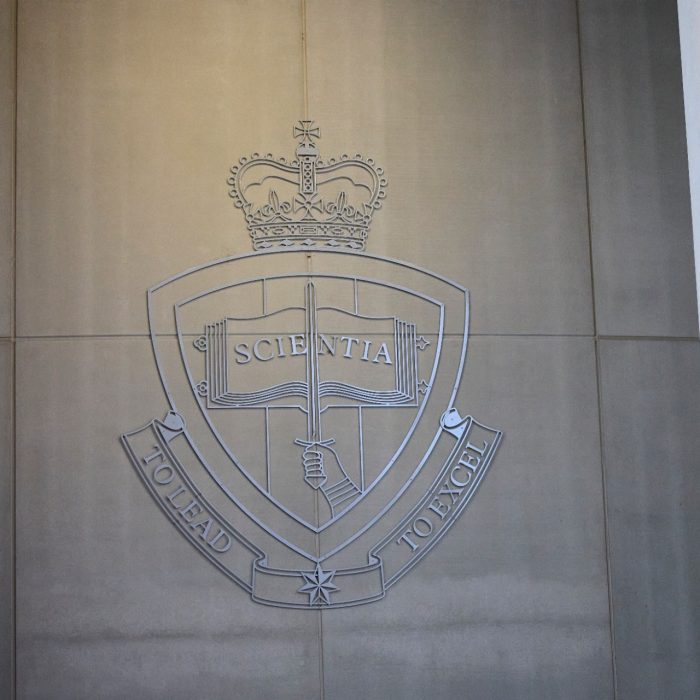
[146,249,468,562]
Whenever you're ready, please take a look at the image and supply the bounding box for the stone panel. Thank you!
[15,338,321,699]
[16,0,304,337]
[321,336,613,700]
[0,340,12,698]
[599,339,700,700]
[305,0,593,336]
[580,0,698,337]
[0,0,14,337]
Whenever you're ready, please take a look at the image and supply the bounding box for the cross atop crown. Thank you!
[294,120,321,143]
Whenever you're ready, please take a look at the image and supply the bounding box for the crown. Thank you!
[227,121,387,251]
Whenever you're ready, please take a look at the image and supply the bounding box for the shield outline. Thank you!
[147,249,469,564]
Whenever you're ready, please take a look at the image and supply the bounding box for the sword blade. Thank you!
[305,281,322,442]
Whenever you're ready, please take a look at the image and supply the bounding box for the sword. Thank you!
[294,281,362,510]
[295,281,333,489]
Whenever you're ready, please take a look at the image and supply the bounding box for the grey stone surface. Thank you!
[0,341,12,699]
[321,336,613,700]
[0,0,14,338]
[15,0,304,337]
[579,0,698,338]
[598,339,700,700]
[15,338,322,699]
[305,0,594,337]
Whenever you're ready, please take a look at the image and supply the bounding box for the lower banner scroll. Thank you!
[121,409,501,608]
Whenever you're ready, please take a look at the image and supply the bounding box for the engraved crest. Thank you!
[121,124,502,608]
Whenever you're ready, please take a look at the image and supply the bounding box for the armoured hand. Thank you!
[300,442,329,490]
[297,439,361,512]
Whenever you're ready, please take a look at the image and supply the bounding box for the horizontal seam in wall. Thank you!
[10,332,596,340]
[596,335,700,342]
[8,333,700,342]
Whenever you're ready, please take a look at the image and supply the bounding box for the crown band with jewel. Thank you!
[227,121,387,251]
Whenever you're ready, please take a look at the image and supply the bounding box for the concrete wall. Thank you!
[2,1,699,698]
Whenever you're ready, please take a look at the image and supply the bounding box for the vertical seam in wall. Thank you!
[318,609,325,700]
[11,0,18,697]
[300,7,322,696]
[593,338,618,698]
[301,0,309,121]
[574,1,618,697]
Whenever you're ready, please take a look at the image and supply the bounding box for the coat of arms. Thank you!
[121,122,502,607]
